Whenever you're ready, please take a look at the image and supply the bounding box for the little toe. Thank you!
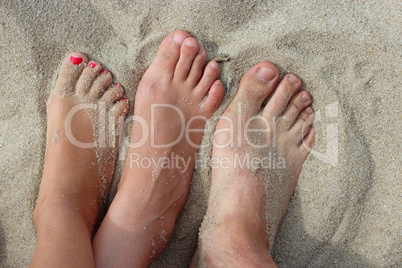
[149,30,191,79]
[202,80,225,116]
[300,127,316,158]
[100,83,124,105]
[187,47,207,87]
[76,61,103,96]
[262,73,302,119]
[228,62,279,117]
[54,52,88,95]
[281,90,311,130]
[174,37,201,82]
[291,107,315,143]
[107,99,129,147]
[110,98,129,117]
[87,69,113,101]
[195,61,221,97]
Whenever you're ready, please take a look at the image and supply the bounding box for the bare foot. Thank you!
[93,31,224,267]
[195,62,315,267]
[31,53,128,267]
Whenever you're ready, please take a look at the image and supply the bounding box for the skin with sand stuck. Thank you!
[31,31,315,268]
[31,52,128,267]
[194,62,315,267]
[92,30,224,267]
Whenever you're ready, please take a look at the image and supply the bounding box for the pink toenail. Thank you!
[210,61,219,69]
[102,70,108,75]
[70,56,83,65]
[301,94,309,104]
[214,80,223,87]
[173,34,187,45]
[115,83,120,87]
[305,107,313,115]
[185,39,197,47]
[257,67,276,82]
[288,74,299,84]
[89,62,96,68]
[123,98,129,103]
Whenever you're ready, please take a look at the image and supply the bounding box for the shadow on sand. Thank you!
[0,217,6,265]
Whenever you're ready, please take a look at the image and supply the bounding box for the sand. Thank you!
[0,0,401,267]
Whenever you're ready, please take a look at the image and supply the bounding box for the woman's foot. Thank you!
[31,53,128,267]
[195,62,315,267]
[93,31,224,267]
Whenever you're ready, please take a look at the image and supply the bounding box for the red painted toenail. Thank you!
[115,83,120,87]
[123,98,128,103]
[70,56,83,65]
[89,62,96,68]
[102,70,108,75]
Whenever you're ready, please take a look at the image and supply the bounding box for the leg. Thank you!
[31,53,128,267]
[93,30,224,267]
[195,63,315,267]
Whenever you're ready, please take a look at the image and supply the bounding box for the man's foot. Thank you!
[195,62,315,267]
[93,30,224,267]
[31,53,128,267]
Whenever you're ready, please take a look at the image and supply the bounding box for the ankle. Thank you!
[199,232,276,268]
[198,217,276,267]
[33,197,96,234]
[209,211,270,245]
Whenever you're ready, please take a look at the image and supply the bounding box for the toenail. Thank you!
[210,61,219,69]
[256,67,276,82]
[185,39,198,47]
[214,80,223,87]
[301,94,309,104]
[115,83,120,87]
[123,98,129,104]
[305,107,313,115]
[288,74,299,85]
[198,48,205,54]
[89,62,96,68]
[102,70,108,75]
[70,56,83,65]
[173,34,187,45]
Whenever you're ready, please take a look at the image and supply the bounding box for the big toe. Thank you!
[54,52,88,95]
[148,30,191,79]
[226,62,279,117]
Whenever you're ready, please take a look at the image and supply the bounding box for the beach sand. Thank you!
[0,0,400,267]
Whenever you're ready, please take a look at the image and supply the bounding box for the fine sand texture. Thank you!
[0,1,400,267]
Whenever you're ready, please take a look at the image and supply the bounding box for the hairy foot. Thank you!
[31,53,128,267]
[195,63,315,267]
[93,31,224,267]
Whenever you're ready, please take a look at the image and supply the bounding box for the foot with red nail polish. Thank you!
[31,52,129,267]
[93,30,225,267]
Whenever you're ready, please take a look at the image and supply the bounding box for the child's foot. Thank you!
[31,53,128,267]
[93,30,224,267]
[195,62,315,267]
